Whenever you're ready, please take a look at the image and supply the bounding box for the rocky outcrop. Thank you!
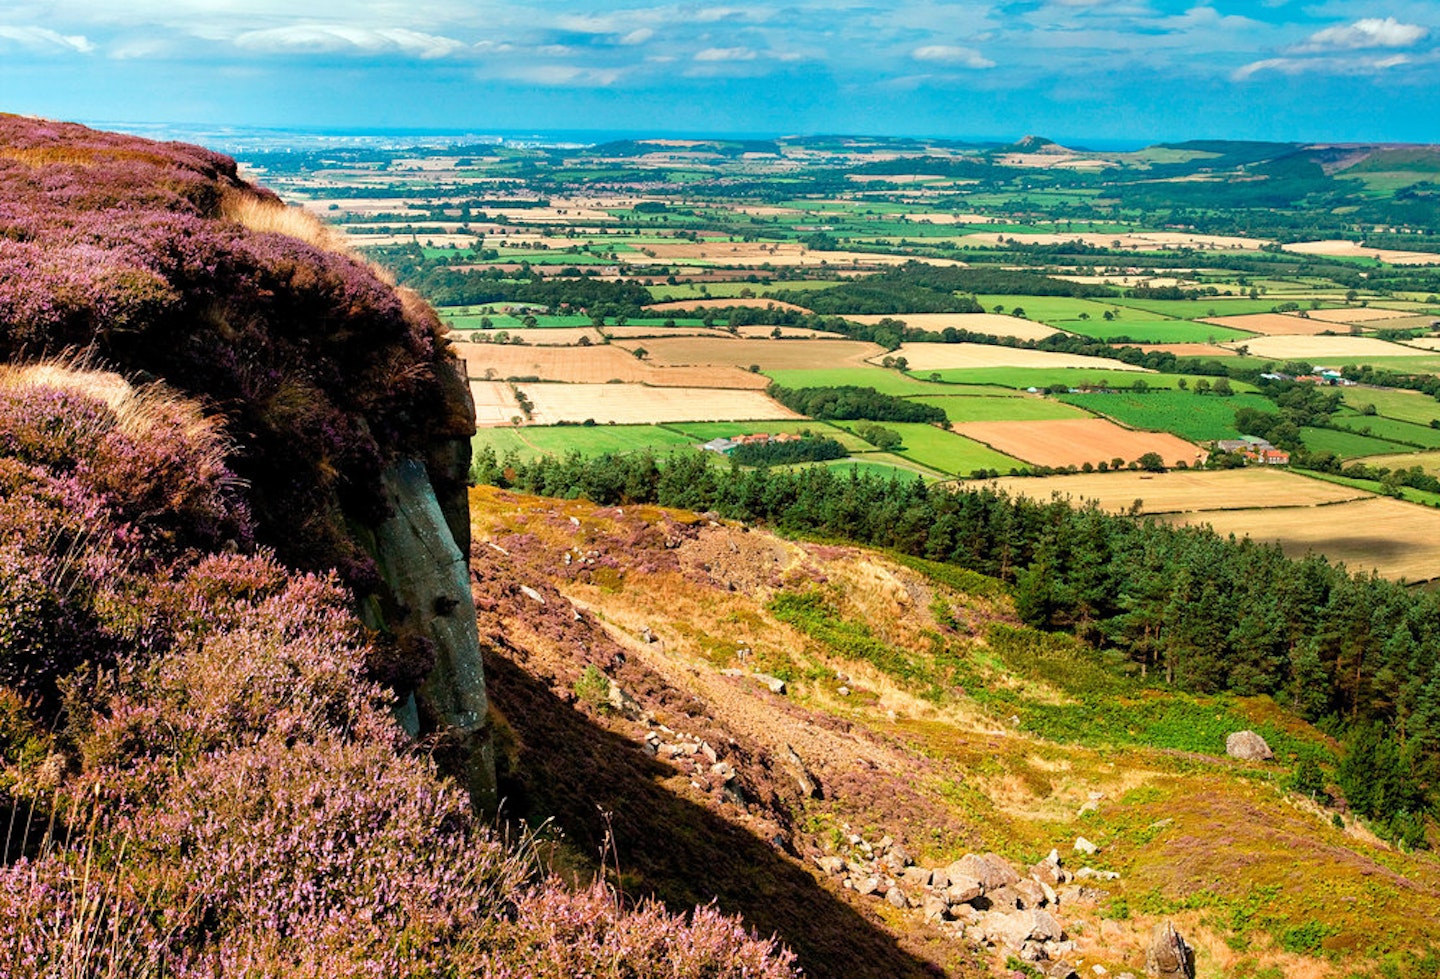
[1225,730,1273,761]
[372,459,495,811]
[1145,922,1196,979]
[811,836,1114,969]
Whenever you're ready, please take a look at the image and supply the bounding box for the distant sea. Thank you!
[82,120,1149,154]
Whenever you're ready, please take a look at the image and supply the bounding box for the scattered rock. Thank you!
[606,683,641,717]
[1145,922,1196,979]
[855,876,881,896]
[1225,730,1273,761]
[783,744,821,799]
[519,585,545,604]
[754,673,787,694]
[815,856,846,876]
[887,887,909,909]
[1074,836,1098,855]
[901,866,932,888]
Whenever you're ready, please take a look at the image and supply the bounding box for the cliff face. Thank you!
[0,114,492,804]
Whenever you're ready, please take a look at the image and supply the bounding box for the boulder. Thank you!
[1145,922,1196,979]
[901,866,933,888]
[946,876,985,906]
[1074,836,1098,855]
[1015,878,1049,909]
[887,886,909,909]
[947,853,1020,891]
[985,908,1063,950]
[815,855,846,876]
[1225,730,1273,761]
[922,893,951,922]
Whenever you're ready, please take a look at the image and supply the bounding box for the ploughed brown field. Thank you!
[982,468,1369,514]
[1198,313,1337,337]
[955,418,1201,468]
[1303,306,1414,324]
[457,343,770,389]
[1222,335,1435,360]
[518,382,799,425]
[614,337,884,370]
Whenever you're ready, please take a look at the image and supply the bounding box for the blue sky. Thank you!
[2,2,1438,143]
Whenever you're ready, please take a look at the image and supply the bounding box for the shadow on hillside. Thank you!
[483,651,948,979]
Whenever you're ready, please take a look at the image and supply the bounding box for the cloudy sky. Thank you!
[2,1,1438,143]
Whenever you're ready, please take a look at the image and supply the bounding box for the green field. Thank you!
[473,424,697,461]
[1065,320,1254,344]
[819,459,937,481]
[1298,471,1440,508]
[1299,426,1414,459]
[906,394,1090,422]
[975,295,1125,324]
[916,367,1258,393]
[834,421,1019,475]
[1058,390,1275,441]
[1328,415,1440,449]
[1105,297,1307,318]
[665,420,871,452]
[763,367,1013,397]
[1340,387,1440,425]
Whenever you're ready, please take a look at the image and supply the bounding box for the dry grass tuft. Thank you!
[221,190,351,256]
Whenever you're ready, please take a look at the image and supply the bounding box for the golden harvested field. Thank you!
[1221,335,1436,360]
[848,313,1065,342]
[1281,240,1440,266]
[956,418,1201,468]
[1393,337,1440,352]
[1356,450,1440,473]
[455,328,603,346]
[734,325,846,339]
[1161,496,1440,582]
[616,337,884,370]
[1198,313,1334,336]
[880,342,1149,372]
[1304,306,1414,324]
[644,297,814,314]
[983,468,1369,514]
[470,380,523,427]
[518,383,798,425]
[457,343,770,389]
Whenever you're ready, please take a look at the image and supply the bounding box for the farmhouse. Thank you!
[1210,436,1290,466]
[700,432,803,455]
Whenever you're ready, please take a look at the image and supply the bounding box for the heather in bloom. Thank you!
[0,367,797,976]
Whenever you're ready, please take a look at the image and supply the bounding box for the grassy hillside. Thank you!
[470,485,1440,979]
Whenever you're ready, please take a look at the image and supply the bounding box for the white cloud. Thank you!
[1297,17,1428,51]
[0,24,94,53]
[233,25,467,59]
[498,64,626,86]
[620,28,655,45]
[1234,51,1419,80]
[694,46,758,61]
[911,44,995,68]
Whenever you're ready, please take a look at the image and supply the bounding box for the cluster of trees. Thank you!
[770,263,1116,316]
[474,451,1438,840]
[729,437,847,466]
[766,384,948,423]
